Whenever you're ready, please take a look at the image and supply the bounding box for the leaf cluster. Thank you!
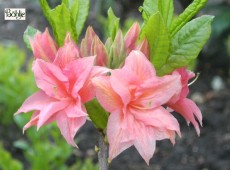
[140,0,214,75]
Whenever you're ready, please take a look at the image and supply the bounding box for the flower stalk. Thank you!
[98,132,108,170]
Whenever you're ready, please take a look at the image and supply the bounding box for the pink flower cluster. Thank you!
[16,24,202,164]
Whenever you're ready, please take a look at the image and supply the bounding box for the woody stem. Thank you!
[98,131,108,170]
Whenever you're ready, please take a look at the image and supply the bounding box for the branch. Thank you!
[98,132,108,170]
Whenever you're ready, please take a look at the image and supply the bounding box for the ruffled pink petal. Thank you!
[56,112,87,147]
[79,66,110,103]
[30,28,57,62]
[110,68,138,105]
[129,106,181,137]
[134,75,181,109]
[23,111,40,132]
[23,110,57,133]
[54,33,81,69]
[171,67,195,100]
[63,56,95,97]
[37,101,69,129]
[133,126,156,165]
[33,59,69,98]
[15,91,55,115]
[125,22,140,53]
[92,76,123,112]
[124,51,156,81]
[65,101,87,118]
[168,98,202,135]
[107,111,133,161]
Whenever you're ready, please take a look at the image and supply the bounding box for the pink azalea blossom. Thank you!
[15,30,108,147]
[92,50,182,164]
[167,68,202,135]
[30,28,58,62]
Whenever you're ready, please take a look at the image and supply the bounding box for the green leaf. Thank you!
[74,0,90,40]
[141,12,170,72]
[38,0,50,20]
[107,8,120,41]
[39,0,89,45]
[170,0,208,37]
[158,0,174,28]
[64,0,90,41]
[140,0,158,22]
[159,15,214,75]
[0,143,23,170]
[49,3,76,46]
[85,99,109,130]
[140,0,174,28]
[23,26,39,50]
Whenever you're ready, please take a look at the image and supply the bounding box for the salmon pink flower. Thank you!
[92,50,182,164]
[15,31,108,147]
[30,28,58,62]
[167,68,202,135]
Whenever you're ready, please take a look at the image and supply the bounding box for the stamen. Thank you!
[188,72,200,86]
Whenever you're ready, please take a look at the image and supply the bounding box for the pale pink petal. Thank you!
[23,110,57,132]
[63,56,95,97]
[124,51,156,81]
[23,111,39,132]
[33,59,69,98]
[134,75,181,109]
[110,68,138,105]
[37,101,69,129]
[30,28,57,62]
[54,33,81,69]
[168,98,202,135]
[15,91,55,115]
[129,106,181,137]
[92,76,123,112]
[107,111,133,161]
[133,126,156,165]
[171,67,195,101]
[65,101,87,118]
[79,66,110,103]
[125,22,140,53]
[56,112,87,147]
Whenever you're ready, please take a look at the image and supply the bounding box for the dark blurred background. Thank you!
[0,0,230,170]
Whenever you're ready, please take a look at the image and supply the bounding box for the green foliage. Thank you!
[14,116,73,170]
[23,26,39,50]
[141,12,170,71]
[69,158,98,170]
[39,0,90,46]
[0,44,36,125]
[170,0,208,37]
[227,36,230,56]
[85,99,109,130]
[159,15,214,75]
[140,0,174,28]
[140,0,213,75]
[0,143,23,170]
[107,8,120,41]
